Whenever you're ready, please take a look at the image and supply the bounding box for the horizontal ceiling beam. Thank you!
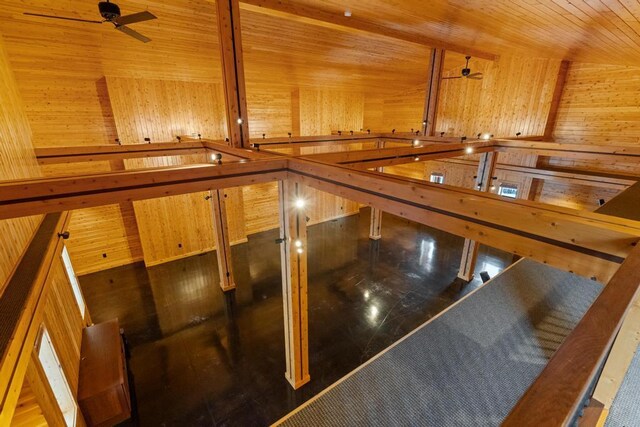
[433,158,637,190]
[2,154,639,280]
[238,0,498,61]
[0,160,287,219]
[301,140,493,168]
[286,159,639,281]
[495,139,640,163]
[35,141,206,164]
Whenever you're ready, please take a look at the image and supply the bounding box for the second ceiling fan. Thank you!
[443,56,483,80]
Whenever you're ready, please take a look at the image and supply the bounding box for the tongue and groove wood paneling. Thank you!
[553,62,640,145]
[0,34,42,294]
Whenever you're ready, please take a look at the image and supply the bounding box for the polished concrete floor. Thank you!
[80,209,512,426]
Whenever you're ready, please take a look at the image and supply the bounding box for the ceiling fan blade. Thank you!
[442,76,463,80]
[23,12,102,24]
[115,11,157,26]
[116,25,151,43]
[467,75,484,80]
[466,72,483,78]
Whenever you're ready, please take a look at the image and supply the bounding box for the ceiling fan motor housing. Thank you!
[462,68,471,76]
[99,1,121,20]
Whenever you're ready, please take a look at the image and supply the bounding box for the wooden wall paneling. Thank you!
[436,53,561,139]
[246,84,293,139]
[10,380,46,427]
[1,215,88,426]
[0,0,223,148]
[107,77,243,266]
[553,62,640,145]
[65,203,144,276]
[42,259,85,394]
[297,91,366,224]
[242,183,280,235]
[0,33,42,294]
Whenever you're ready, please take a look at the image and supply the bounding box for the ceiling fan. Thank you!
[24,1,157,43]
[443,56,483,80]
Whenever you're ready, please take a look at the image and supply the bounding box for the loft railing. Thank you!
[503,243,640,426]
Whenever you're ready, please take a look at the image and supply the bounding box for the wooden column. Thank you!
[210,189,236,291]
[422,48,445,136]
[457,152,497,281]
[291,88,301,156]
[543,60,570,140]
[369,139,385,240]
[278,180,310,389]
[216,0,250,148]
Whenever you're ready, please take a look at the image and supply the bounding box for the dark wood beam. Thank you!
[217,0,250,148]
[423,48,445,136]
[544,60,571,140]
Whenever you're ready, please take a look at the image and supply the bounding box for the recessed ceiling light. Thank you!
[344,9,352,17]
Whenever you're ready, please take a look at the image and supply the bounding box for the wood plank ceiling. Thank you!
[0,0,431,95]
[261,0,640,65]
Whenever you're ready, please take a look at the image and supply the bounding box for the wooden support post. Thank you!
[369,208,382,240]
[543,60,570,140]
[291,88,301,156]
[216,0,250,148]
[278,180,310,389]
[369,139,385,240]
[210,189,236,291]
[457,152,498,281]
[422,48,445,136]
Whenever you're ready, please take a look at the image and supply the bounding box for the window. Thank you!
[61,246,86,318]
[37,327,78,427]
[498,183,518,199]
[430,172,445,184]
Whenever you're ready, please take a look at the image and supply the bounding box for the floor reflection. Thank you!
[80,209,512,426]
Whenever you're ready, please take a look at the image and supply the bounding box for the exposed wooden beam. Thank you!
[302,140,492,166]
[369,139,384,240]
[238,1,498,61]
[35,142,206,164]
[458,152,497,281]
[495,140,640,163]
[210,190,236,291]
[422,48,445,136]
[286,159,640,281]
[0,160,287,219]
[503,243,640,426]
[217,0,250,148]
[433,158,637,190]
[544,60,571,140]
[278,180,310,389]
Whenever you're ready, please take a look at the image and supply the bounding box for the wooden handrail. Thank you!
[503,243,640,426]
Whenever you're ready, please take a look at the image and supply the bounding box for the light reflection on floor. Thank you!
[80,209,513,426]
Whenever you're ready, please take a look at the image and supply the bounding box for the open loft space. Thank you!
[3,0,640,426]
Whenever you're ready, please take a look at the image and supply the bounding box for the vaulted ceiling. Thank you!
[1,0,639,99]
[253,0,640,66]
